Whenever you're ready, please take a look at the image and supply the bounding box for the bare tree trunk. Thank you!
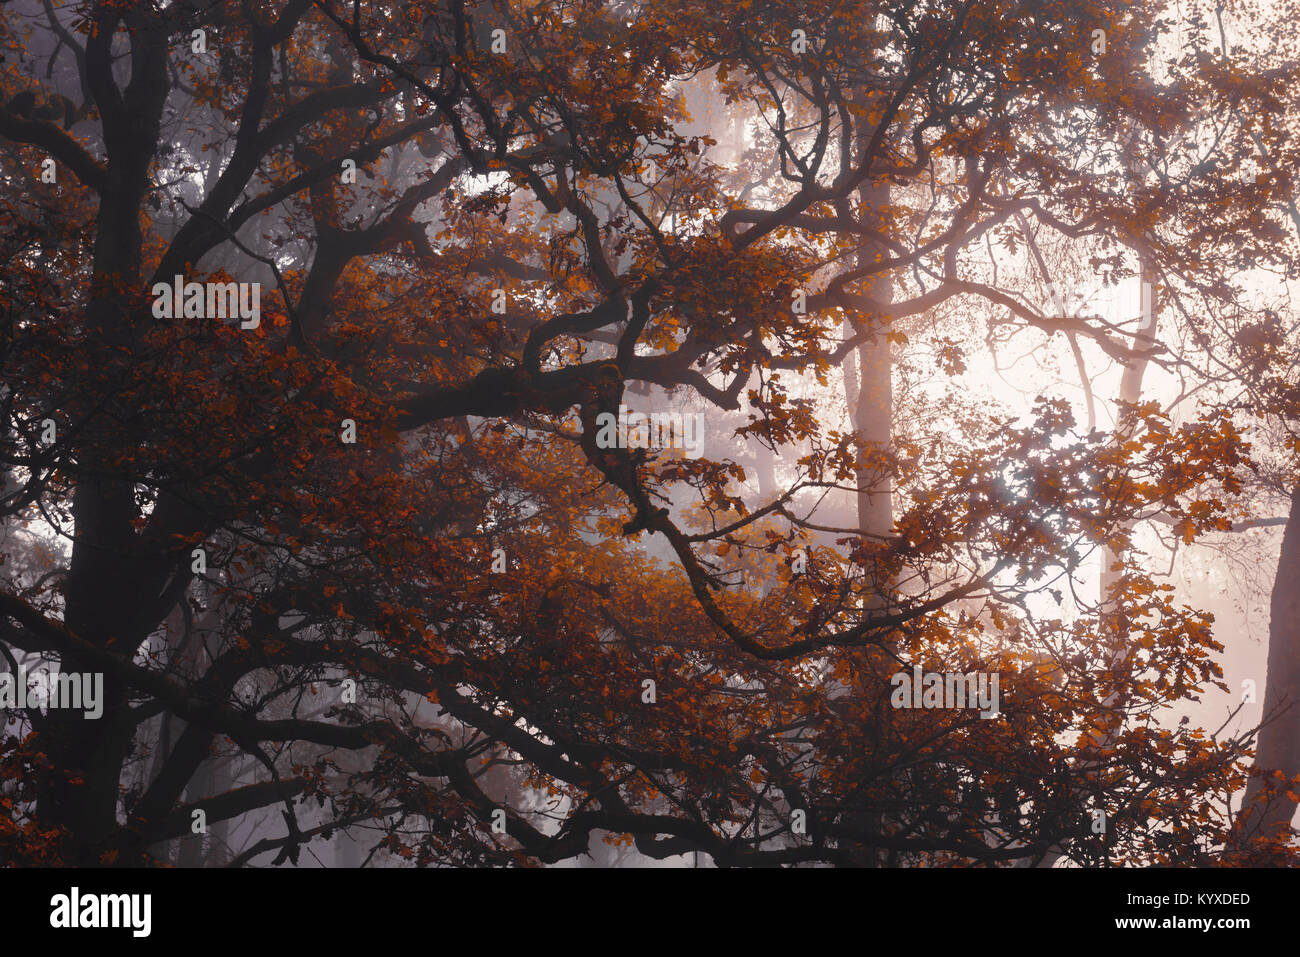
[177,758,215,867]
[753,438,778,502]
[335,826,364,867]
[849,177,895,577]
[1099,278,1158,609]
[1232,486,1300,850]
[845,176,894,866]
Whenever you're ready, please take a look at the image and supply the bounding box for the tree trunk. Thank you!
[844,176,894,866]
[35,12,174,864]
[1233,486,1300,849]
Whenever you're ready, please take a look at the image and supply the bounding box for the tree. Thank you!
[0,0,1295,867]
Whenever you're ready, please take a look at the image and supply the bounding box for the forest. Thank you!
[0,0,1297,869]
